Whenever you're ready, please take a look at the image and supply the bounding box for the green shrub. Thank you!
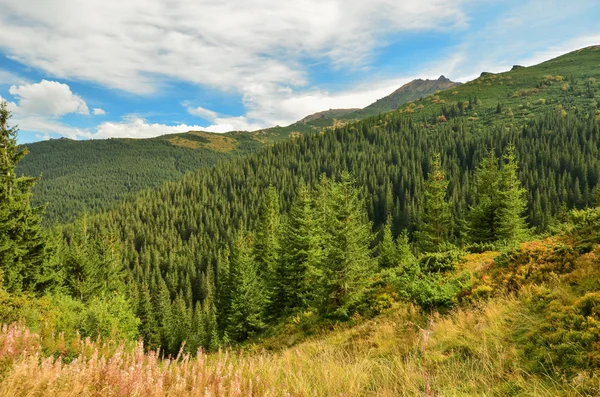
[418,249,465,273]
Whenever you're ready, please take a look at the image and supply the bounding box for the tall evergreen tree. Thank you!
[468,148,503,244]
[497,145,529,243]
[253,185,282,315]
[0,100,52,293]
[378,217,399,268]
[318,172,375,317]
[396,230,416,268]
[152,275,174,353]
[227,232,267,341]
[279,180,324,310]
[136,282,160,350]
[468,146,529,244]
[416,153,453,253]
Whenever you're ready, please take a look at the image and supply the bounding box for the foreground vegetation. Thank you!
[2,207,600,395]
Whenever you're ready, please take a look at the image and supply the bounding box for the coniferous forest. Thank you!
[2,46,600,395]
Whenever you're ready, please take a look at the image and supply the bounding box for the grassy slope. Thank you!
[2,222,599,396]
[393,46,600,127]
[17,131,263,224]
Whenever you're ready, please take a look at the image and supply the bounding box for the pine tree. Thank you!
[0,100,52,293]
[152,275,174,353]
[468,146,529,245]
[378,217,399,268]
[396,230,416,267]
[496,145,529,244]
[279,180,324,310]
[468,148,502,244]
[137,283,160,350]
[191,302,207,351]
[227,232,267,341]
[64,216,102,301]
[170,292,191,353]
[253,185,281,316]
[416,153,452,253]
[318,172,375,318]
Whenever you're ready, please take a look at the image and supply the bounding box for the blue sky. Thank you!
[0,0,599,144]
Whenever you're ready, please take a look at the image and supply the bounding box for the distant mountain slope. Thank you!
[263,75,461,140]
[353,75,460,118]
[17,131,263,224]
[295,108,360,124]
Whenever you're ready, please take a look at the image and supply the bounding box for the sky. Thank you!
[0,0,599,144]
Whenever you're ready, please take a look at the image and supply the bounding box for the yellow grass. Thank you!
[167,137,204,149]
[181,131,237,152]
[0,297,585,396]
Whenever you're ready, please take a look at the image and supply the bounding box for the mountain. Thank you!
[264,75,461,139]
[351,75,461,118]
[295,108,360,124]
[17,76,460,224]
[17,130,263,224]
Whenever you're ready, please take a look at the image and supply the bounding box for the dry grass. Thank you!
[0,297,586,396]
[167,137,204,149]
[188,131,237,152]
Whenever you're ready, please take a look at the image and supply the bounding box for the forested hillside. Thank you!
[17,131,263,224]
[65,46,600,352]
[2,46,600,395]
[16,76,454,225]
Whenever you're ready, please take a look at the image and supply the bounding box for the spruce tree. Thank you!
[396,230,416,267]
[318,172,375,318]
[416,153,452,253]
[468,148,502,244]
[253,185,281,316]
[468,146,529,245]
[497,145,529,244]
[137,283,160,350]
[279,180,324,310]
[227,232,267,341]
[378,217,399,268]
[152,275,174,353]
[0,100,52,293]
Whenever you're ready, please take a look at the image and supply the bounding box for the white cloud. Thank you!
[0,0,468,96]
[446,0,600,82]
[184,103,218,120]
[0,69,26,85]
[93,108,106,116]
[516,35,600,67]
[86,114,266,139]
[9,79,89,116]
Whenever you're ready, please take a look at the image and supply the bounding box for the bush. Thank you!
[523,290,600,376]
[418,249,465,273]
[465,242,497,254]
[80,294,140,341]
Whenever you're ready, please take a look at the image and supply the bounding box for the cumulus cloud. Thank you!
[9,80,89,116]
[93,108,106,116]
